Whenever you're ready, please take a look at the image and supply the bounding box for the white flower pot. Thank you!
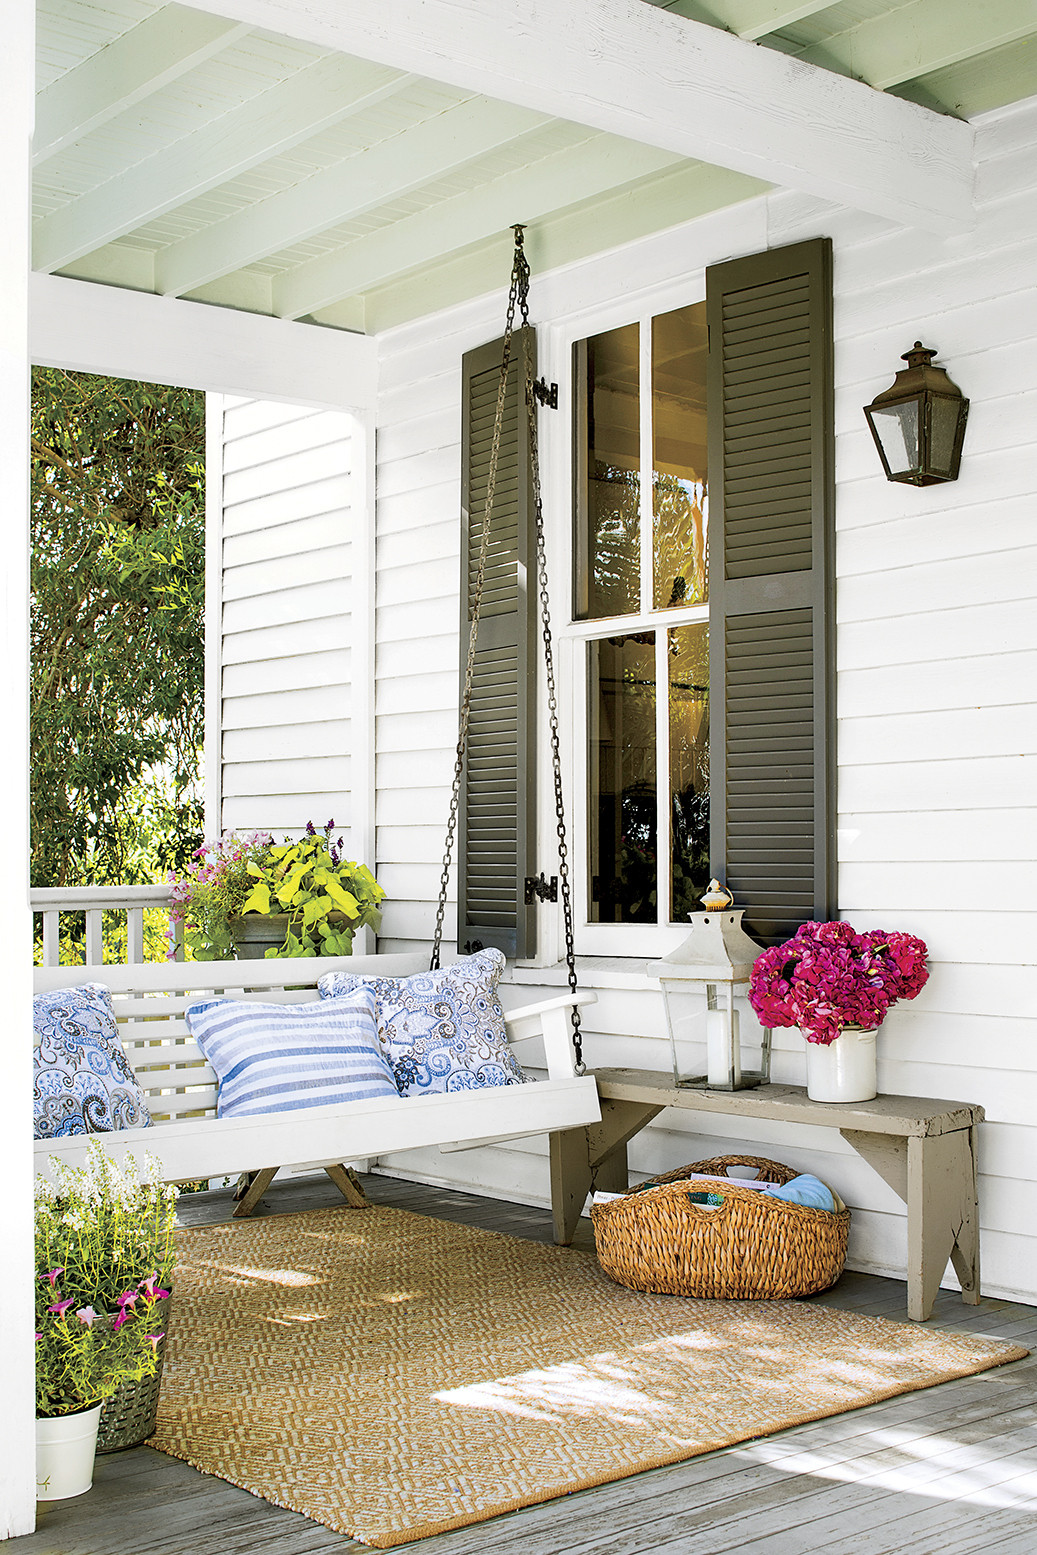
[36,1404,102,1501]
[804,1026,878,1103]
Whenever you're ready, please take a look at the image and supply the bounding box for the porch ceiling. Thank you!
[33,0,1037,335]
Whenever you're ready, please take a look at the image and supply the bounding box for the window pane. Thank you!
[575,324,640,619]
[588,634,656,922]
[669,623,709,922]
[652,303,708,609]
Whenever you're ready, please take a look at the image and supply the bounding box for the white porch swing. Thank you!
[33,231,601,1208]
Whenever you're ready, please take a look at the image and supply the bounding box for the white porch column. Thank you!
[0,0,38,1537]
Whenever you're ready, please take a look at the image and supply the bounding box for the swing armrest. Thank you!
[504,992,597,1080]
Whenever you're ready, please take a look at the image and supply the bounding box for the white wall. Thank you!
[209,395,360,841]
[369,95,1037,1301]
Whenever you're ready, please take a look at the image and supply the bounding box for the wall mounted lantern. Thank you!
[648,881,771,1091]
[864,342,969,486]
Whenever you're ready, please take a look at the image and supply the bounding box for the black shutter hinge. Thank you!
[463,939,485,954]
[524,873,558,904]
[532,377,558,410]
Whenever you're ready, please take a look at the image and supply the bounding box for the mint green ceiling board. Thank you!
[655,0,836,41]
[796,0,1037,92]
[892,37,1037,118]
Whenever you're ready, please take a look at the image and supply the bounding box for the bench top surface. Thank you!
[592,1067,984,1136]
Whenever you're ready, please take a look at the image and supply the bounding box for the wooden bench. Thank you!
[550,1068,983,1321]
[34,955,601,1214]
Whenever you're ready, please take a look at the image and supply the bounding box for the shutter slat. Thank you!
[708,239,835,947]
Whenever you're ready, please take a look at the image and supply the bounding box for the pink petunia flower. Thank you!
[43,1267,64,1286]
[48,1298,75,1317]
[76,1306,97,1328]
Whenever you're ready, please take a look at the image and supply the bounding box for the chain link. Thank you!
[431,227,583,1076]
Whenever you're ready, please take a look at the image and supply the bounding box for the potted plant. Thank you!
[169,821,385,959]
[35,1141,177,1498]
[748,920,929,1102]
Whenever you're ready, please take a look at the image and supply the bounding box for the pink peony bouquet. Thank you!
[748,920,929,1045]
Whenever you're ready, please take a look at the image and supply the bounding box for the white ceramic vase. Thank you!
[35,1404,102,1501]
[804,1025,878,1103]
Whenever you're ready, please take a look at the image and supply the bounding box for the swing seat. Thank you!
[32,956,600,1211]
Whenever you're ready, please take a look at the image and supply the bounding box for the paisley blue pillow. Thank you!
[33,984,151,1140]
[318,947,528,1097]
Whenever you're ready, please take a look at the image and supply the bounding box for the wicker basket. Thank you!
[96,1313,170,1454]
[591,1155,849,1301]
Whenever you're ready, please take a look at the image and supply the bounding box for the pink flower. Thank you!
[43,1267,64,1286]
[48,1298,75,1317]
[138,1273,170,1300]
[116,1290,139,1310]
[145,1333,165,1353]
[749,920,929,1046]
[76,1307,97,1328]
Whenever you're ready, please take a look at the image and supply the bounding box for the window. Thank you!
[456,238,834,961]
[573,302,712,931]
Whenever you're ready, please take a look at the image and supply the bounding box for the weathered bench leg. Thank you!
[843,1125,981,1321]
[324,1163,369,1208]
[550,1098,663,1245]
[907,1128,981,1320]
[233,1167,279,1218]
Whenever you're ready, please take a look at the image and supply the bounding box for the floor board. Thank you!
[18,1171,1037,1555]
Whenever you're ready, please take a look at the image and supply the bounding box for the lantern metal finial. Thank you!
[864,340,969,487]
[649,883,771,1091]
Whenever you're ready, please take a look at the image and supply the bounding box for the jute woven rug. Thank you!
[151,1206,1027,1548]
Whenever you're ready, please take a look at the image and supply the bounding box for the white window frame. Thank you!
[538,275,711,960]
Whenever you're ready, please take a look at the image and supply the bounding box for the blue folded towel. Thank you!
[761,1174,837,1212]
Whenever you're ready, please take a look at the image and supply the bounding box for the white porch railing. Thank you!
[31,884,181,966]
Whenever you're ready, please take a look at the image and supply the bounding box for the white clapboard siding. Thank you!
[364,92,1037,1304]
[210,393,357,837]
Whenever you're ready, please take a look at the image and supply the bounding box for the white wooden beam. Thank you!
[32,55,410,274]
[659,0,834,42]
[33,5,248,165]
[798,0,1037,92]
[30,274,378,410]
[180,0,976,233]
[274,133,686,319]
[0,0,37,1536]
[156,96,549,298]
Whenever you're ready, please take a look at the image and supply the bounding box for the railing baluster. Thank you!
[43,912,60,967]
[127,907,144,965]
[84,910,105,965]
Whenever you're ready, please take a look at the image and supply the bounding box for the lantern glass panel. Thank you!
[869,399,919,476]
[929,394,963,479]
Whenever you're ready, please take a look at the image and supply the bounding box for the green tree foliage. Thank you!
[31,369,205,889]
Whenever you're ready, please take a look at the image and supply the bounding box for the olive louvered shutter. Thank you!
[706,237,836,946]
[458,329,538,958]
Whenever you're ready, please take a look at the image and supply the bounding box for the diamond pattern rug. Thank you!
[151,1206,1027,1548]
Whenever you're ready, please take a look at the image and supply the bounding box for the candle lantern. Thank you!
[648,881,771,1090]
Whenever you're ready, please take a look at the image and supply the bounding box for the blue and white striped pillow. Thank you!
[186,986,398,1118]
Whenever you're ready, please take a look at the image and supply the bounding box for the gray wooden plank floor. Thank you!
[17,1171,1037,1555]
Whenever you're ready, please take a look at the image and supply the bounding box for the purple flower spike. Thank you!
[48,1298,75,1317]
[305,821,316,835]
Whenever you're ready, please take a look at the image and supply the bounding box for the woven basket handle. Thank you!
[677,1155,800,1187]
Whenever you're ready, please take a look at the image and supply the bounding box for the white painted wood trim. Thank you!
[0,0,37,1531]
[351,411,377,953]
[205,394,225,835]
[182,0,975,233]
[29,274,377,410]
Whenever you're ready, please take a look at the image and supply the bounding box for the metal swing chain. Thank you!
[430,227,583,1074]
